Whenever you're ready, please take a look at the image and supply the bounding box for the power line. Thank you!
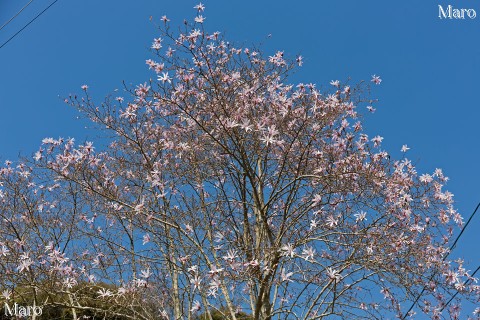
[0,0,59,50]
[440,264,480,312]
[401,202,480,319]
[0,0,35,32]
[449,202,480,252]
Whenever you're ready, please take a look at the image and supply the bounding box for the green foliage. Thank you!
[196,307,254,320]
[1,282,130,320]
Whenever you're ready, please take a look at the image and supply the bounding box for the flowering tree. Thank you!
[0,4,479,320]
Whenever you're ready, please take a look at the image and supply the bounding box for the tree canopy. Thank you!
[0,4,478,320]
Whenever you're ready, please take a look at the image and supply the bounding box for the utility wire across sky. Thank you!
[0,0,35,32]
[402,202,480,318]
[0,0,59,50]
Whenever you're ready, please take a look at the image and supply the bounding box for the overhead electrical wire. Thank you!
[440,264,480,312]
[0,0,59,50]
[401,202,480,319]
[0,0,35,32]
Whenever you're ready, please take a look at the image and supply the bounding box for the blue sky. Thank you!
[1,0,479,315]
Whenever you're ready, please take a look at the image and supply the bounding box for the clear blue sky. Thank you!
[1,0,479,315]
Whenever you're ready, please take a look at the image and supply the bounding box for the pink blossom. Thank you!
[97,288,113,298]
[371,74,382,85]
[194,3,205,12]
[0,245,9,256]
[280,268,293,282]
[301,246,315,261]
[194,15,205,23]
[208,265,224,275]
[2,290,11,300]
[142,233,150,245]
[296,55,303,66]
[371,135,384,147]
[190,300,201,313]
[152,38,163,50]
[280,243,296,258]
[326,267,342,282]
[330,80,340,87]
[158,72,172,83]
